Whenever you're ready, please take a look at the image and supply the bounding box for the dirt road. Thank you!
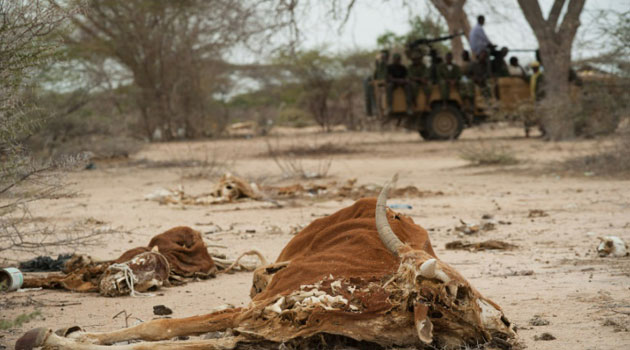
[2,125,629,349]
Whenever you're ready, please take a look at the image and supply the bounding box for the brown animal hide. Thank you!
[237,198,515,348]
[22,227,216,294]
[117,226,217,277]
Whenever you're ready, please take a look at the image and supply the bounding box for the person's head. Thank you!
[462,50,470,62]
[500,46,508,57]
[392,52,402,64]
[380,49,390,62]
[445,52,453,64]
[477,15,485,26]
[509,56,518,66]
[410,50,423,63]
[531,61,540,73]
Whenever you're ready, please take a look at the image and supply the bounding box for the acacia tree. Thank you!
[63,0,298,140]
[517,0,586,140]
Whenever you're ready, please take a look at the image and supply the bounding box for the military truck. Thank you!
[371,76,530,140]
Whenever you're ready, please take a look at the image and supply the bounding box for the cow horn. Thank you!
[376,174,405,256]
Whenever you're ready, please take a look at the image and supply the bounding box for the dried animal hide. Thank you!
[445,239,518,251]
[22,227,216,294]
[237,198,516,349]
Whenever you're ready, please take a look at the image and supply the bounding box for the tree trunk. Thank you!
[516,0,586,140]
[538,42,574,140]
[429,0,470,64]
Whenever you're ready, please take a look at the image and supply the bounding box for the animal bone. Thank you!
[375,174,405,256]
[419,258,437,278]
[419,258,451,284]
[265,297,285,314]
[597,236,628,257]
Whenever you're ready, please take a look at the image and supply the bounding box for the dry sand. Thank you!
[1,125,629,349]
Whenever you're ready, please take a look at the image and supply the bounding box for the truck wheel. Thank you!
[418,129,431,140]
[424,105,465,140]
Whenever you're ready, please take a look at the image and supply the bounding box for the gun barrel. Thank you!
[408,32,464,48]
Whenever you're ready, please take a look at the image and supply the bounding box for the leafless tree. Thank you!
[0,1,118,260]
[59,0,302,141]
[517,0,586,140]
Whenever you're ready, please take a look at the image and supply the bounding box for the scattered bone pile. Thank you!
[145,173,261,205]
[145,175,444,206]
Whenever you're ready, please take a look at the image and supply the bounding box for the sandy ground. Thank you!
[1,124,629,349]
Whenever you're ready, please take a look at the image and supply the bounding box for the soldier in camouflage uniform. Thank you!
[471,50,492,100]
[407,50,431,109]
[363,50,390,116]
[386,53,414,116]
[373,49,390,80]
[436,52,462,102]
[460,50,475,113]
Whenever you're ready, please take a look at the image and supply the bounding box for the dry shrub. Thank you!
[46,135,143,161]
[131,145,230,180]
[459,142,520,166]
[265,138,334,179]
[573,80,627,137]
[282,141,354,157]
[562,130,630,176]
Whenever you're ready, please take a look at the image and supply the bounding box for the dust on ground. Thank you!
[1,124,629,349]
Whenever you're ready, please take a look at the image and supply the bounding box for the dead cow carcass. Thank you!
[17,178,516,350]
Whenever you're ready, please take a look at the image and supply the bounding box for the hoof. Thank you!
[55,325,83,337]
[15,328,50,350]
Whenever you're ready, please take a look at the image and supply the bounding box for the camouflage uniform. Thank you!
[385,53,413,115]
[437,62,462,100]
[471,60,492,99]
[408,59,431,104]
[373,61,389,80]
[364,52,389,116]
[460,60,475,110]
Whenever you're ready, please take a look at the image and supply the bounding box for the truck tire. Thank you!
[418,129,431,140]
[424,105,465,140]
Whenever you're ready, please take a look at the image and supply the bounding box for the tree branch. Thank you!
[558,0,586,43]
[547,0,566,29]
[517,0,551,40]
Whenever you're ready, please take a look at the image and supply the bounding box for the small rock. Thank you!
[153,305,173,316]
[528,209,548,218]
[534,332,556,341]
[529,315,550,326]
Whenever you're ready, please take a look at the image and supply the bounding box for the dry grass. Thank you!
[281,141,355,157]
[562,130,630,176]
[0,311,41,330]
[265,137,335,179]
[459,142,520,166]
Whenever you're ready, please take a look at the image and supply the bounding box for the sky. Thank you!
[295,0,628,64]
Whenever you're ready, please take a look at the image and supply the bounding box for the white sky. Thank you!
[295,0,628,64]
